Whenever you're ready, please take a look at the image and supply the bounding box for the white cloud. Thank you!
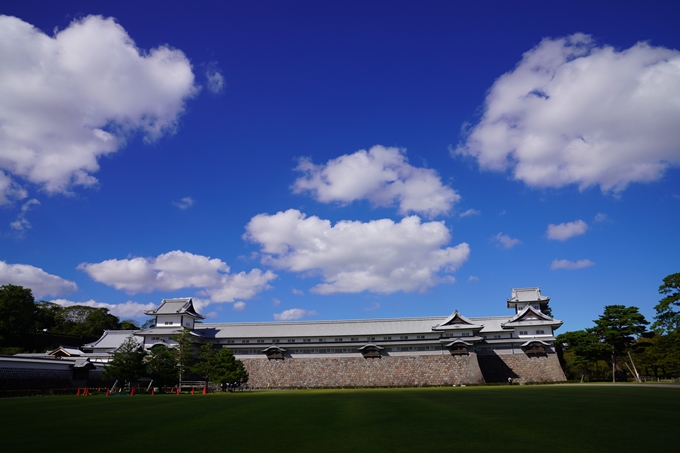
[0,261,77,298]
[455,34,680,192]
[364,302,380,312]
[51,299,156,318]
[0,15,197,200]
[594,213,607,223]
[492,233,520,249]
[245,209,470,294]
[459,209,480,218]
[546,220,588,241]
[10,198,39,231]
[292,289,304,296]
[273,308,318,321]
[78,250,276,302]
[206,66,225,94]
[550,259,595,270]
[0,171,27,205]
[233,301,246,311]
[173,196,194,209]
[293,145,460,217]
[272,298,281,306]
[467,275,480,283]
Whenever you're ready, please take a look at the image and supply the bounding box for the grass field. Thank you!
[1,385,678,452]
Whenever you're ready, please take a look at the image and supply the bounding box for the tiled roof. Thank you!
[145,298,205,319]
[81,330,142,351]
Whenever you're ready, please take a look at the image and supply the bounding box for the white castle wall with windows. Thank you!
[128,287,567,386]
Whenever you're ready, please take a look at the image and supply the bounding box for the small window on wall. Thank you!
[519,331,528,335]
[242,340,250,343]
[416,335,425,339]
[350,337,359,341]
[288,339,296,343]
[536,330,545,335]
[335,338,343,342]
[400,336,408,340]
[493,335,502,339]
[462,332,470,337]
[164,321,173,325]
[226,340,235,344]
[303,339,311,343]
[383,336,392,340]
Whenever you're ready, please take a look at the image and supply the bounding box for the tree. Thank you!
[146,345,178,386]
[103,336,147,384]
[209,347,249,391]
[34,301,62,332]
[556,330,611,382]
[118,319,141,330]
[589,305,649,382]
[53,306,119,337]
[171,328,197,382]
[0,285,36,349]
[653,273,680,334]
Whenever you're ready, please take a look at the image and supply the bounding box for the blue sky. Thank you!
[1,1,678,331]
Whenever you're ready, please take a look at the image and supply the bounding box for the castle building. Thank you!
[131,287,566,386]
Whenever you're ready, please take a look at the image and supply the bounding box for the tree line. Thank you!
[557,273,680,382]
[104,329,248,391]
[0,284,144,354]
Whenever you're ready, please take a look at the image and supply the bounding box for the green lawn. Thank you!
[1,385,677,452]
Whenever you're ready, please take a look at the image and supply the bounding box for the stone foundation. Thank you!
[242,354,485,388]
[241,352,565,388]
[477,353,566,383]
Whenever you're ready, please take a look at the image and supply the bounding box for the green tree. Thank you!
[653,273,680,334]
[103,336,147,384]
[192,344,217,382]
[34,301,62,332]
[0,284,36,349]
[146,345,178,386]
[589,305,649,382]
[118,319,141,330]
[557,330,611,382]
[210,348,249,391]
[53,306,120,337]
[171,328,197,382]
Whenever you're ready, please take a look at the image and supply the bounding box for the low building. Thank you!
[131,287,566,386]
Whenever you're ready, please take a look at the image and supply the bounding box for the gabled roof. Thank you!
[501,306,562,328]
[357,343,385,351]
[443,339,473,348]
[431,310,483,331]
[144,298,205,319]
[81,330,143,352]
[507,287,549,306]
[520,338,552,348]
[262,345,286,353]
[48,346,84,357]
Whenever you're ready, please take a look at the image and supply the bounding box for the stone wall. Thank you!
[477,353,566,384]
[242,354,485,388]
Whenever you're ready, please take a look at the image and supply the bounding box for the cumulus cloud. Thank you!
[10,198,39,231]
[173,196,195,209]
[292,289,304,296]
[467,275,480,283]
[594,213,607,223]
[293,145,460,217]
[51,299,156,318]
[546,220,588,241]
[245,209,470,294]
[455,34,680,192]
[272,298,281,306]
[492,233,520,249]
[0,15,197,200]
[550,259,595,270]
[273,308,318,321]
[0,171,27,205]
[0,261,77,298]
[459,209,480,218]
[77,250,276,302]
[233,301,246,311]
[206,65,225,94]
